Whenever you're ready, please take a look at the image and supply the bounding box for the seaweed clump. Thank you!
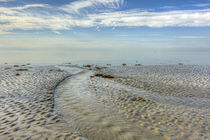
[15,69,28,71]
[92,73,115,79]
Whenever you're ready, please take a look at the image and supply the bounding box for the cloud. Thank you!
[160,6,176,9]
[88,9,210,27]
[176,36,209,39]
[1,0,210,33]
[53,31,61,35]
[0,4,48,14]
[0,30,11,34]
[12,4,48,10]
[0,0,15,2]
[193,3,210,7]
[60,0,124,14]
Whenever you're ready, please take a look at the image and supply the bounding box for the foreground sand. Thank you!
[0,64,86,140]
[90,65,209,139]
[0,64,209,140]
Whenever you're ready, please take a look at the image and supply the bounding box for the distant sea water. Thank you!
[0,48,210,65]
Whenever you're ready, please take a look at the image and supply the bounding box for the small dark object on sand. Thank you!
[0,96,5,99]
[16,69,28,71]
[95,67,103,70]
[15,73,20,76]
[131,97,149,102]
[4,67,11,70]
[94,74,115,79]
[84,65,91,68]
[56,69,64,72]
[135,64,142,66]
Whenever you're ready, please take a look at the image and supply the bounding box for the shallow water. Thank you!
[1,49,210,65]
[54,67,162,140]
[54,65,210,140]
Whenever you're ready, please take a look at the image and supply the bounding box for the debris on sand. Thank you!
[95,66,103,70]
[83,65,91,68]
[135,64,142,66]
[56,69,64,72]
[130,97,150,102]
[15,69,28,71]
[4,67,11,70]
[15,73,20,76]
[93,73,115,79]
[94,66,107,71]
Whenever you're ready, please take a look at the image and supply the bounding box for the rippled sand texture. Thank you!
[55,70,163,140]
[0,65,86,140]
[91,65,210,140]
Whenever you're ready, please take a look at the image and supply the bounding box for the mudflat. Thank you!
[0,64,86,140]
[0,64,209,140]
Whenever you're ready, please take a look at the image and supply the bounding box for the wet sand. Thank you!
[55,70,163,140]
[0,64,86,140]
[0,64,209,140]
[90,65,210,139]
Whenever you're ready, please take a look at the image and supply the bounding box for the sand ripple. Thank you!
[0,65,86,140]
[89,65,210,140]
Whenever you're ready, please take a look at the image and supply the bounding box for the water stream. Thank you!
[54,66,161,140]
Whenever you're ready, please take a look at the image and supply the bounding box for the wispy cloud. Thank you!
[160,6,176,9]
[176,36,209,39]
[53,31,61,35]
[193,3,210,7]
[0,4,48,14]
[0,30,11,34]
[60,0,124,14]
[11,4,48,10]
[87,9,210,27]
[1,0,210,34]
[0,0,15,2]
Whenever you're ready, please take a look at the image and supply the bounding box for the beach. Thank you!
[90,65,210,139]
[0,64,209,140]
[0,64,86,140]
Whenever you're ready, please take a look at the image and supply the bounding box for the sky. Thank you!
[0,0,210,64]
